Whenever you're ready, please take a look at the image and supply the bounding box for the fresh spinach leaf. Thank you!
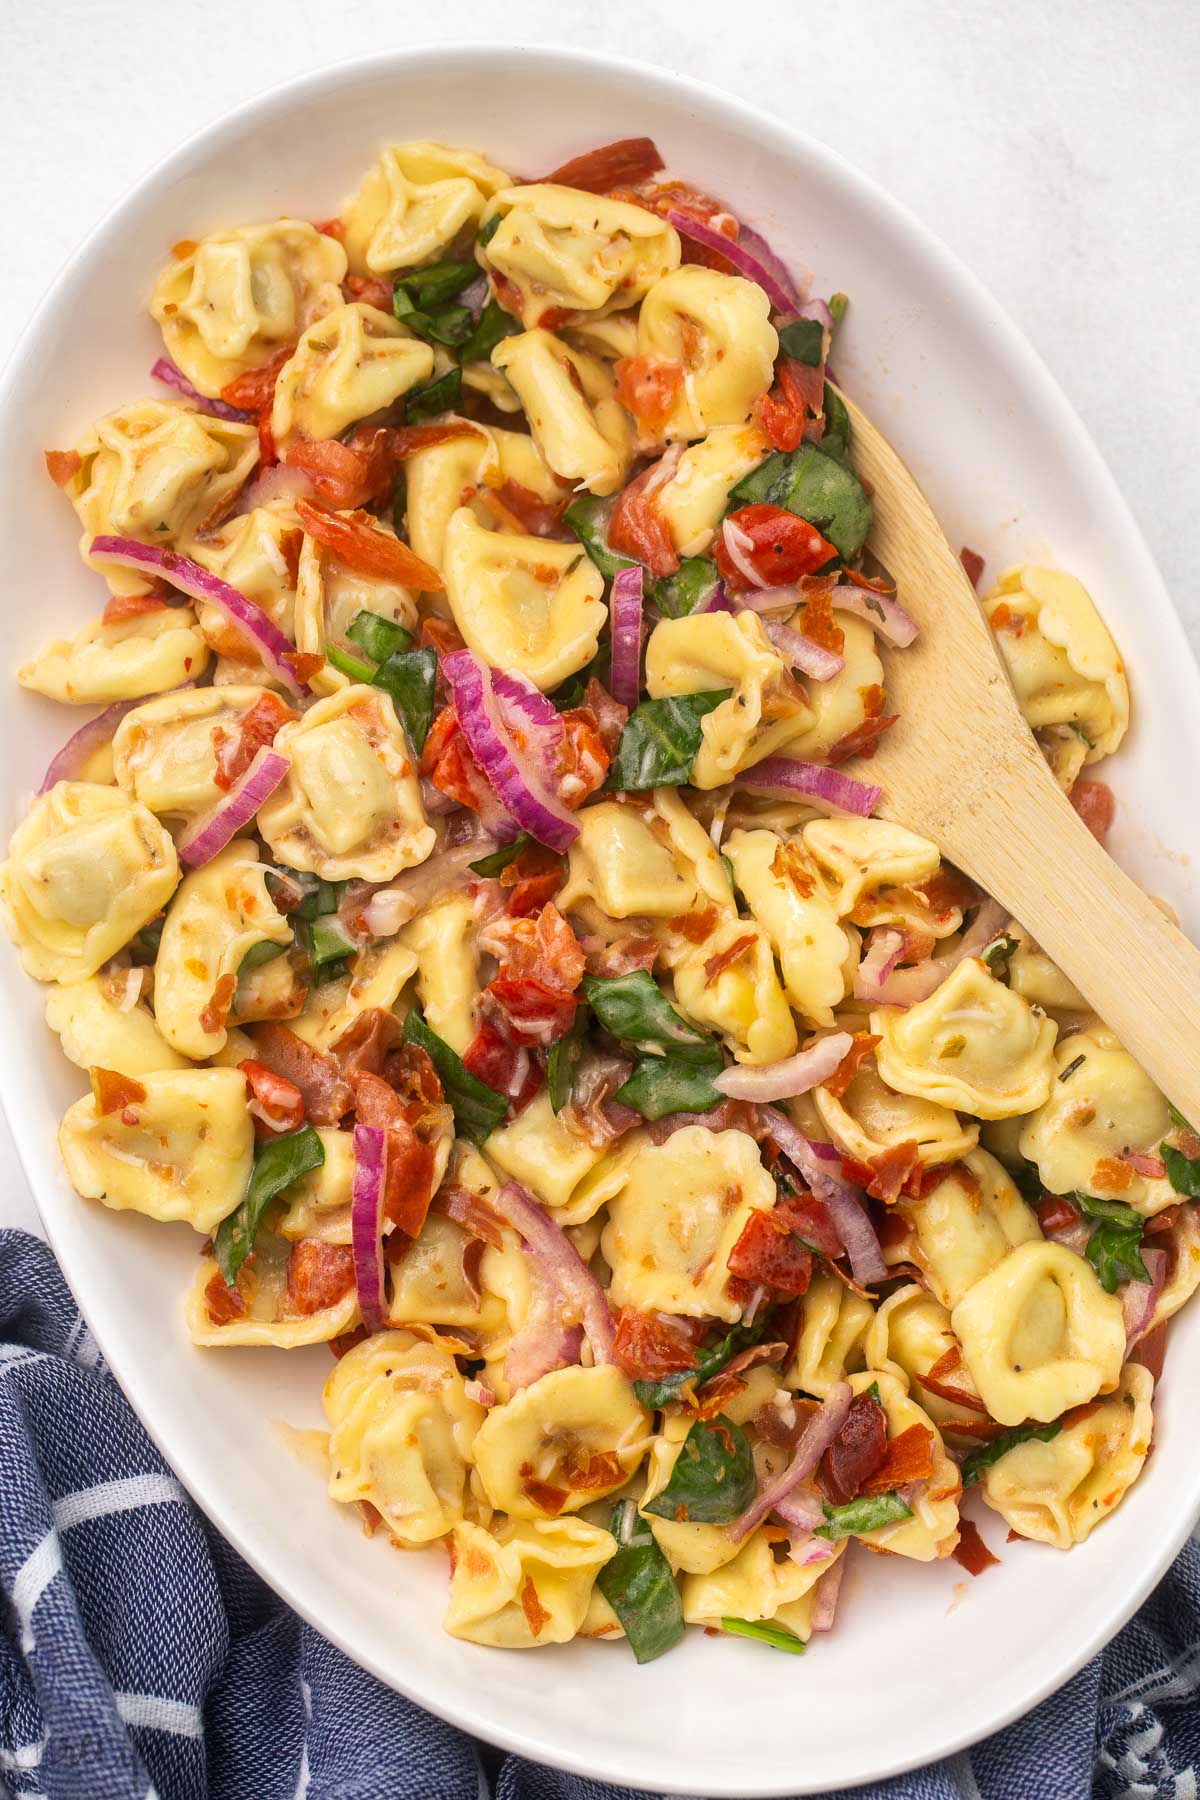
[728,452,788,510]
[292,876,344,922]
[597,1501,685,1664]
[1075,1192,1151,1293]
[403,1011,507,1145]
[347,610,413,663]
[605,691,731,790]
[961,1421,1063,1487]
[582,970,715,1059]
[719,1617,806,1655]
[1162,1141,1200,1198]
[477,212,501,248]
[213,1123,325,1285]
[777,317,825,367]
[395,261,478,309]
[469,835,531,878]
[774,441,871,561]
[372,646,437,755]
[392,285,472,348]
[563,494,637,580]
[643,1415,756,1525]
[238,939,288,972]
[819,385,851,465]
[814,1491,912,1541]
[547,1011,588,1114]
[304,914,357,972]
[614,1050,725,1121]
[407,367,462,424]
[460,297,521,364]
[653,557,723,619]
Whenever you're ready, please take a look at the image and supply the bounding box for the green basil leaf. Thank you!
[719,1617,806,1655]
[1010,1159,1043,1206]
[773,441,871,561]
[777,317,825,367]
[653,557,723,619]
[961,1420,1063,1487]
[1075,1192,1144,1228]
[325,643,378,684]
[395,260,478,308]
[372,646,437,755]
[347,610,413,663]
[614,1051,725,1122]
[477,212,501,248]
[460,297,521,364]
[468,835,531,878]
[820,385,851,466]
[634,1317,775,1410]
[980,934,1019,973]
[392,286,472,349]
[407,367,462,424]
[582,970,715,1059]
[292,876,344,921]
[605,691,732,790]
[547,1010,588,1114]
[1073,1191,1150,1293]
[307,915,358,970]
[1161,1141,1200,1198]
[238,939,288,972]
[213,1123,325,1285]
[597,1502,685,1664]
[643,1415,756,1525]
[403,1011,507,1146]
[563,494,637,580]
[814,1491,913,1541]
[728,451,788,510]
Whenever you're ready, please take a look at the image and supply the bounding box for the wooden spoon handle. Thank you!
[942,754,1200,1127]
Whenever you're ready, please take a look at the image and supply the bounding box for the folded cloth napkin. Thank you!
[1,1226,1197,1800]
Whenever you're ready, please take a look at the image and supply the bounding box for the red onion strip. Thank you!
[491,1179,614,1365]
[151,356,253,423]
[714,1032,853,1102]
[1124,1247,1167,1348]
[827,584,919,649]
[810,1552,845,1631]
[756,1107,887,1286]
[492,668,566,783]
[667,210,801,317]
[728,1381,852,1542]
[442,650,578,852]
[176,747,289,868]
[760,616,844,681]
[38,698,142,793]
[855,900,1009,1007]
[350,1123,388,1330]
[734,756,881,819]
[608,565,645,712]
[855,928,906,996]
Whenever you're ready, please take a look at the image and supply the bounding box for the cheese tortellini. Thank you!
[19,605,211,706]
[271,304,435,448]
[44,974,188,1078]
[635,266,778,439]
[724,828,858,1027]
[645,612,812,789]
[873,958,1058,1119]
[340,142,510,276]
[471,1365,649,1517]
[404,423,563,570]
[113,686,289,822]
[258,685,435,880]
[655,423,773,557]
[897,1149,1042,1310]
[1019,1029,1176,1217]
[480,185,680,326]
[492,329,634,495]
[445,1516,616,1648]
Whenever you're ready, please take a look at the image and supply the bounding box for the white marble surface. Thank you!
[1,0,1197,1236]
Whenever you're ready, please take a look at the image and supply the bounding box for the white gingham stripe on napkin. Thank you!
[1,1226,1197,1800]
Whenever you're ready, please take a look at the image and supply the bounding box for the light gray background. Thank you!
[1,0,1197,1238]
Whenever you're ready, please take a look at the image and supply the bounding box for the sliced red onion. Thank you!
[667,210,801,317]
[609,565,645,712]
[728,1381,851,1542]
[828,583,919,649]
[150,356,253,423]
[794,297,834,333]
[787,1531,837,1570]
[351,1123,387,1331]
[756,1106,887,1286]
[714,1032,853,1102]
[464,1376,496,1408]
[859,900,1009,1008]
[236,462,316,516]
[759,617,844,681]
[492,668,566,784]
[442,650,578,852]
[1123,1247,1168,1348]
[39,698,142,792]
[720,516,765,589]
[705,580,735,614]
[733,756,881,819]
[773,1483,826,1534]
[504,1277,585,1391]
[733,584,801,615]
[491,1179,614,1365]
[176,747,289,867]
[854,929,906,997]
[810,1552,845,1631]
[1125,1152,1167,1180]
[88,536,309,697]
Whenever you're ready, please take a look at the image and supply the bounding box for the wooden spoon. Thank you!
[834,385,1200,1125]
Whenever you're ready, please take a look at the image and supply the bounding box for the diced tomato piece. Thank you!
[959,546,985,590]
[295,498,442,591]
[285,435,392,511]
[609,180,739,271]
[344,272,392,308]
[44,448,82,487]
[212,691,295,791]
[558,708,612,806]
[238,1058,306,1135]
[607,460,679,578]
[614,356,685,431]
[826,711,899,765]
[715,503,837,593]
[499,840,565,916]
[1034,1195,1077,1234]
[314,217,346,242]
[772,1191,842,1258]
[488,479,571,539]
[541,136,665,194]
[858,1422,936,1495]
[582,678,628,753]
[727,1210,814,1295]
[462,1019,542,1111]
[486,903,585,990]
[204,1268,246,1327]
[612,1307,700,1380]
[101,593,170,626]
[351,1070,440,1238]
[756,358,825,454]
[90,1068,147,1116]
[487,975,579,1047]
[818,1391,889,1506]
[1070,779,1115,844]
[823,1032,881,1099]
[220,345,295,414]
[198,972,238,1038]
[286,1240,356,1315]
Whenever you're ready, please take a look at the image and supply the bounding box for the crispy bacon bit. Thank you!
[858,1423,936,1495]
[797,589,845,657]
[220,344,295,414]
[520,1575,554,1638]
[350,1069,444,1238]
[199,973,238,1038]
[204,1268,246,1326]
[582,678,628,755]
[462,1019,542,1111]
[238,1059,306,1136]
[727,1209,814,1295]
[522,1476,569,1516]
[101,593,170,626]
[345,273,391,309]
[249,1022,353,1124]
[612,1307,700,1380]
[614,356,685,432]
[44,448,82,487]
[841,1140,921,1204]
[1070,779,1116,845]
[690,1369,749,1420]
[959,547,985,590]
[558,707,613,807]
[953,1517,999,1575]
[1131,1321,1167,1382]
[419,615,467,657]
[491,478,572,539]
[330,1324,370,1359]
[773,1191,842,1258]
[330,1007,403,1081]
[771,841,816,898]
[582,932,659,978]
[827,710,899,765]
[916,866,980,921]
[434,1183,506,1250]
[818,1391,889,1506]
[1091,1155,1134,1195]
[670,906,720,945]
[926,1344,963,1383]
[295,498,442,591]
[541,136,665,193]
[607,459,679,578]
[823,1032,881,1099]
[212,691,295,791]
[285,1240,356,1315]
[703,932,757,986]
[89,1066,147,1118]
[916,1373,988,1414]
[1146,1202,1184,1235]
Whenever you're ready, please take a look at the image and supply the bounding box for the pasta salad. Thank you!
[5,131,1196,1661]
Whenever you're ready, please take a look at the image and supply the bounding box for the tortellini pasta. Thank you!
[340,142,510,276]
[1019,1028,1176,1217]
[786,615,888,768]
[153,839,292,1059]
[480,184,680,325]
[293,529,416,697]
[399,893,479,1053]
[644,612,812,789]
[873,958,1058,1119]
[864,1285,984,1431]
[471,1365,649,1518]
[324,1332,484,1543]
[184,501,301,643]
[952,1240,1126,1425]
[59,1067,253,1233]
[786,1271,874,1398]
[681,1531,843,1639]
[491,329,633,495]
[19,605,210,705]
[44,973,188,1077]
[898,1149,1041,1310]
[151,220,346,396]
[385,1212,507,1337]
[271,304,435,448]
[635,266,777,439]
[441,506,606,690]
[404,423,563,570]
[669,916,798,1066]
[557,799,698,925]
[802,816,941,922]
[185,1230,359,1347]
[485,1090,628,1225]
[277,1127,355,1245]
[1006,924,1088,1012]
[601,1126,775,1321]
[445,1516,616,1648]
[654,423,773,557]
[287,938,420,1053]
[113,686,289,822]
[984,566,1129,786]
[979,1363,1153,1547]
[257,685,435,880]
[725,828,858,1027]
[813,1054,979,1171]
[1,783,178,983]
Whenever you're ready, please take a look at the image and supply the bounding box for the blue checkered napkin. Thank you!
[1,1225,1197,1800]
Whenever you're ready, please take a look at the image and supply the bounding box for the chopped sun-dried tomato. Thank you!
[499,841,565,916]
[818,1391,888,1506]
[101,593,170,626]
[486,902,585,990]
[295,498,442,591]
[488,975,579,1047]
[607,459,679,578]
[609,180,739,271]
[541,136,665,194]
[915,866,979,921]
[1131,1321,1167,1382]
[773,1191,842,1258]
[520,1575,553,1637]
[858,1422,936,1495]
[220,344,295,414]
[727,1209,814,1295]
[953,1517,1000,1575]
[44,448,82,487]
[690,1369,749,1420]
[462,1019,542,1112]
[611,1306,701,1380]
[344,271,391,308]
[238,1059,306,1136]
[558,708,612,807]
[490,478,572,538]
[826,710,899,765]
[212,692,295,791]
[614,356,685,431]
[351,1070,440,1239]
[329,1323,370,1359]
[285,1240,356,1315]
[840,1139,921,1204]
[669,906,720,945]
[1070,778,1116,845]
[204,1269,246,1327]
[90,1067,147,1116]
[248,1022,353,1124]
[755,357,825,453]
[703,933,757,985]
[716,504,837,593]
[959,546,985,590]
[796,588,845,656]
[823,1032,881,1099]
[285,434,393,511]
